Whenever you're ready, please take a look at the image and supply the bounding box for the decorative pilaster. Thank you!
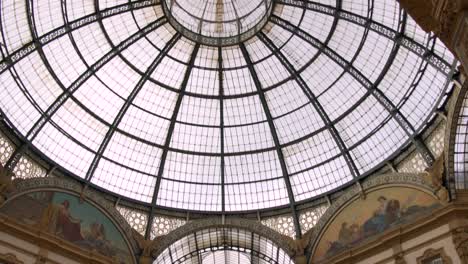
[395,254,408,264]
[452,226,468,263]
[283,231,313,264]
[422,154,450,203]
[0,163,15,206]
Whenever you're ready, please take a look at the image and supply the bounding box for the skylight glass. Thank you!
[0,0,455,212]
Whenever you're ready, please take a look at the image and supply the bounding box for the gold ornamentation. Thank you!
[417,248,453,264]
[422,154,449,202]
[452,226,468,263]
[132,229,164,264]
[0,163,15,205]
[0,253,23,264]
[395,253,407,264]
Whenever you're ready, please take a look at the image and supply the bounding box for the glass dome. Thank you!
[162,0,273,45]
[0,0,455,213]
[154,227,294,264]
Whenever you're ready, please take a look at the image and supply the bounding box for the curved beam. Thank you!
[218,47,226,212]
[257,32,360,178]
[239,43,302,239]
[84,33,181,182]
[149,43,201,220]
[446,77,468,193]
[2,17,167,175]
[270,15,436,166]
[24,17,167,142]
[0,0,159,74]
[275,0,452,75]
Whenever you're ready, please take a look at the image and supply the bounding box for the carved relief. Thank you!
[282,229,314,264]
[132,229,163,264]
[398,0,468,62]
[397,0,438,33]
[417,248,453,264]
[453,226,468,263]
[0,253,23,264]
[395,253,407,264]
[433,1,460,44]
[422,154,450,203]
[0,163,15,205]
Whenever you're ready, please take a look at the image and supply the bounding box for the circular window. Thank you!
[162,0,273,45]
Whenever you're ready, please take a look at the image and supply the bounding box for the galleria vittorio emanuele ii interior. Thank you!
[0,0,468,263]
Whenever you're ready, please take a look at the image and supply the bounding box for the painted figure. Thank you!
[40,199,83,242]
[57,200,84,241]
[362,196,400,236]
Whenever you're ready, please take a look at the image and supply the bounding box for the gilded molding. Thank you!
[398,0,468,73]
[417,248,453,264]
[0,253,23,264]
[395,253,407,264]
[453,226,468,263]
[0,163,15,206]
[423,154,450,203]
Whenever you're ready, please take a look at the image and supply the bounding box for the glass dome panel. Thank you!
[0,0,456,213]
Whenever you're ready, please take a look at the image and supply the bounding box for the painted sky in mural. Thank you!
[313,187,441,261]
[0,191,134,264]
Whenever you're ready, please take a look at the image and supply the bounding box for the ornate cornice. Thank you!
[452,226,468,263]
[0,253,23,264]
[417,247,453,264]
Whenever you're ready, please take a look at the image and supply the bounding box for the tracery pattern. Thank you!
[426,120,446,158]
[12,156,47,179]
[150,215,186,239]
[299,205,328,234]
[116,205,148,236]
[0,131,14,165]
[261,214,296,238]
[397,151,427,173]
[0,0,456,215]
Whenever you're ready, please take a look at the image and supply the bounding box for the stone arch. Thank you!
[446,77,468,193]
[152,217,296,259]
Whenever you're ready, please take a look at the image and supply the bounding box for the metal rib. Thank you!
[239,43,302,239]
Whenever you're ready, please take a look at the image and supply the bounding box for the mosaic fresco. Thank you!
[0,191,134,263]
[313,186,441,261]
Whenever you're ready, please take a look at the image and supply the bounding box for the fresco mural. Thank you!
[313,186,441,261]
[0,191,134,264]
